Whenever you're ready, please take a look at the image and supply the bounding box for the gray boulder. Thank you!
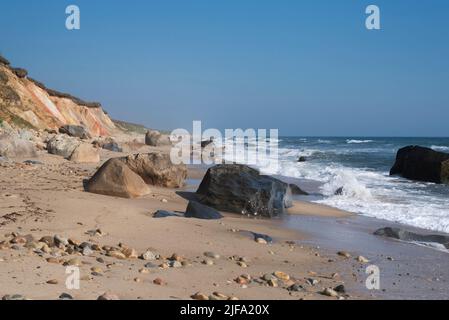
[374,227,449,249]
[0,135,37,158]
[47,134,80,158]
[59,125,90,139]
[196,164,292,218]
[145,130,171,146]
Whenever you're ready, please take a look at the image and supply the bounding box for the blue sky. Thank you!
[1,0,448,136]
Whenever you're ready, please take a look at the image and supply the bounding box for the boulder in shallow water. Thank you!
[390,146,449,184]
[185,201,223,220]
[196,164,292,218]
[119,152,187,188]
[85,158,150,198]
[374,227,449,248]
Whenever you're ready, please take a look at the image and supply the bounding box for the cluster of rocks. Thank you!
[46,134,100,163]
[145,129,171,147]
[86,152,187,198]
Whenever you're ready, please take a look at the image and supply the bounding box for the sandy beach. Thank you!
[0,139,376,300]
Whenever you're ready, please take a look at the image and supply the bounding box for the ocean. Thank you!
[221,137,449,234]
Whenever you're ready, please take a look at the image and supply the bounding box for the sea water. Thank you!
[222,137,449,234]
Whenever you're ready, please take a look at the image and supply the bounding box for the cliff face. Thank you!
[0,57,116,137]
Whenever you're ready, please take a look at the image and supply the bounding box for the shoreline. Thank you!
[0,140,448,300]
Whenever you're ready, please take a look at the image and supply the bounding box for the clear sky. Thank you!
[1,0,448,136]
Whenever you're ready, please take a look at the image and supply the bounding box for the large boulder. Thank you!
[47,134,80,159]
[0,135,37,158]
[69,143,100,163]
[196,164,292,218]
[85,158,150,198]
[119,153,187,188]
[390,146,449,184]
[185,201,223,220]
[59,125,90,139]
[145,130,171,147]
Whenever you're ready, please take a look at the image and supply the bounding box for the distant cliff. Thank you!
[0,55,117,136]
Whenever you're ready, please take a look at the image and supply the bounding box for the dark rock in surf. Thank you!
[334,187,344,196]
[196,164,292,218]
[297,156,307,162]
[390,146,449,184]
[185,201,223,220]
[374,227,449,248]
[289,184,309,196]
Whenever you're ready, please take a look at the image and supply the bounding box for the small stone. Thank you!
[54,235,69,247]
[139,268,150,274]
[337,251,351,258]
[202,259,214,266]
[91,266,103,273]
[357,255,369,263]
[59,293,73,300]
[96,257,105,264]
[237,261,247,268]
[322,287,339,297]
[273,271,290,281]
[108,251,126,260]
[39,236,55,247]
[144,262,158,269]
[121,247,138,259]
[134,277,141,283]
[191,292,209,300]
[306,278,319,286]
[161,198,168,203]
[256,238,267,244]
[153,278,165,285]
[141,250,157,261]
[212,292,228,300]
[46,257,60,264]
[65,258,82,266]
[267,279,278,287]
[82,246,94,256]
[169,260,182,268]
[97,292,119,300]
[10,236,27,245]
[262,273,277,282]
[235,276,249,285]
[204,251,220,259]
[288,284,305,292]
[2,294,26,300]
[46,279,59,285]
[170,253,183,262]
[334,284,346,294]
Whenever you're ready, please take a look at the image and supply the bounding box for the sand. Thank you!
[0,143,369,300]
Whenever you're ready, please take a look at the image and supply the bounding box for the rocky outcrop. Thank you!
[0,135,37,158]
[119,153,187,188]
[196,164,292,218]
[390,146,449,184]
[185,201,223,220]
[289,184,309,195]
[59,125,90,139]
[145,130,171,147]
[85,158,150,198]
[374,227,449,248]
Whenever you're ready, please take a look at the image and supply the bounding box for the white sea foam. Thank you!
[346,139,374,144]
[431,145,449,152]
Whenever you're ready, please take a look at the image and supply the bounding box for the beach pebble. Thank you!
[191,292,209,300]
[91,266,103,274]
[322,287,339,297]
[267,279,278,287]
[144,262,158,269]
[141,250,157,261]
[139,268,150,274]
[237,261,247,268]
[2,294,26,300]
[65,258,82,267]
[153,278,165,286]
[357,255,369,263]
[59,293,74,300]
[337,251,351,258]
[97,292,120,300]
[202,259,214,266]
[46,279,59,285]
[273,271,290,281]
[334,284,346,294]
[204,251,220,259]
[108,251,126,260]
[121,247,138,259]
[288,284,305,292]
[262,273,277,282]
[169,260,182,268]
[256,238,268,244]
[306,278,319,286]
